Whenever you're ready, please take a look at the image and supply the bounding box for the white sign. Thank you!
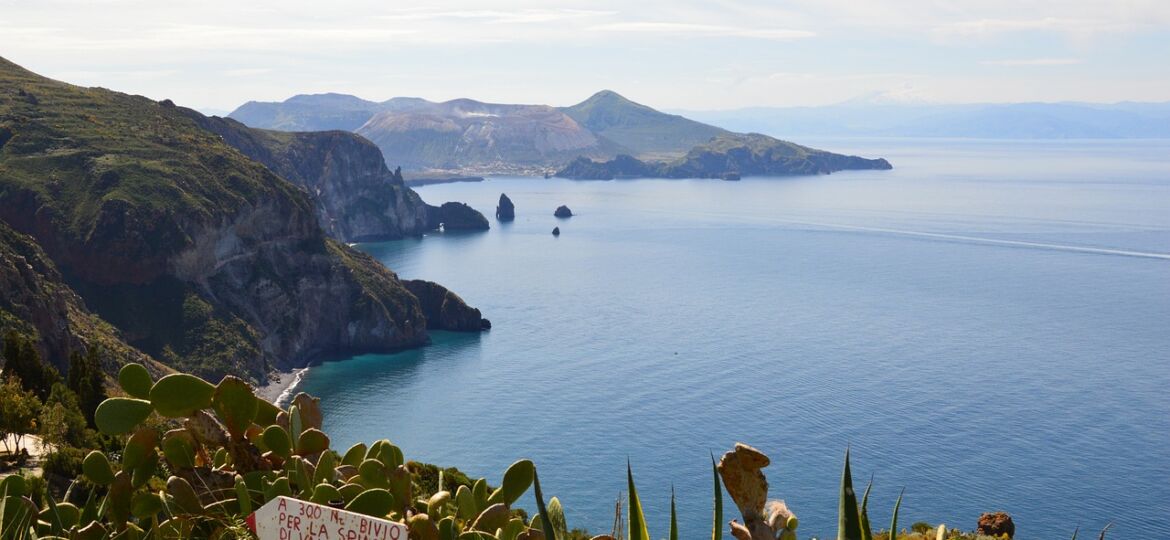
[246,496,408,540]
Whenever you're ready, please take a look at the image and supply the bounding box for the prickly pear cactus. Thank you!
[8,364,548,540]
[717,444,799,540]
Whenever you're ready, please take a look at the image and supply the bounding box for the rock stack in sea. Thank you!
[496,193,515,221]
[554,205,573,218]
[552,227,560,236]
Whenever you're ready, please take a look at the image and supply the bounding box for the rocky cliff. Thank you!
[0,57,449,382]
[182,113,431,242]
[402,280,491,332]
[0,222,166,376]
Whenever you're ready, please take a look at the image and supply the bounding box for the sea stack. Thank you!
[496,193,515,221]
[554,205,573,218]
[552,227,560,236]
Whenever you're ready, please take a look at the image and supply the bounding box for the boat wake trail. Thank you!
[775,218,1170,261]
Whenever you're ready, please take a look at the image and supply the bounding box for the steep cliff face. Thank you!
[184,113,432,242]
[0,57,432,382]
[0,221,165,376]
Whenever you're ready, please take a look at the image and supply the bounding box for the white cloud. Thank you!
[222,68,275,77]
[377,8,617,24]
[980,58,1083,66]
[934,17,1140,39]
[589,22,816,40]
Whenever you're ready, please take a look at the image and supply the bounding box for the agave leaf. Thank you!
[627,461,650,540]
[859,475,873,540]
[0,487,7,537]
[1071,526,1079,540]
[889,489,904,540]
[711,452,723,540]
[837,448,862,540]
[532,466,557,540]
[669,486,679,540]
[43,490,64,535]
[1098,522,1113,540]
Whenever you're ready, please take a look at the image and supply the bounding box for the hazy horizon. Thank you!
[4,0,1169,113]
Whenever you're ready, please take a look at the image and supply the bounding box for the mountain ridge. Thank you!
[228,90,744,174]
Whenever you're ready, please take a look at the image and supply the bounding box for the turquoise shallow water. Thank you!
[298,139,1170,538]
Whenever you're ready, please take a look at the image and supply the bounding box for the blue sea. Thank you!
[297,139,1170,538]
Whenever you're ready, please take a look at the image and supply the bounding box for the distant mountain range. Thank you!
[229,90,889,177]
[673,102,1170,139]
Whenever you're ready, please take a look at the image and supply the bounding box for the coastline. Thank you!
[256,366,310,405]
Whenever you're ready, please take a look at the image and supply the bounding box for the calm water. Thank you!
[298,139,1170,538]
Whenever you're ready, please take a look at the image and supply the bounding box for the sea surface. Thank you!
[297,138,1170,538]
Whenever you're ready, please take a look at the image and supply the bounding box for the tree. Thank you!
[1,331,59,400]
[67,346,107,426]
[37,383,90,452]
[0,376,42,454]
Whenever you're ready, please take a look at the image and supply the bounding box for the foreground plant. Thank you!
[1,365,548,539]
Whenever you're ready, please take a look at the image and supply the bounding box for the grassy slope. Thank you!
[0,56,310,255]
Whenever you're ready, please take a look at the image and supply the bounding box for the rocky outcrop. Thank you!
[552,227,560,236]
[183,112,432,242]
[977,512,1015,538]
[496,194,515,221]
[403,280,491,332]
[0,222,165,376]
[557,133,892,180]
[0,56,463,383]
[427,202,490,231]
[554,205,573,218]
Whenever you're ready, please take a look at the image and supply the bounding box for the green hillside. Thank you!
[560,90,729,158]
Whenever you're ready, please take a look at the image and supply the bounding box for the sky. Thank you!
[2,0,1169,113]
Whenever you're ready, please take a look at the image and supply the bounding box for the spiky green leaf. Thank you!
[837,448,863,540]
[711,452,723,540]
[627,461,650,540]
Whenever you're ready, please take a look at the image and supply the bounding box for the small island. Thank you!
[556,133,892,180]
